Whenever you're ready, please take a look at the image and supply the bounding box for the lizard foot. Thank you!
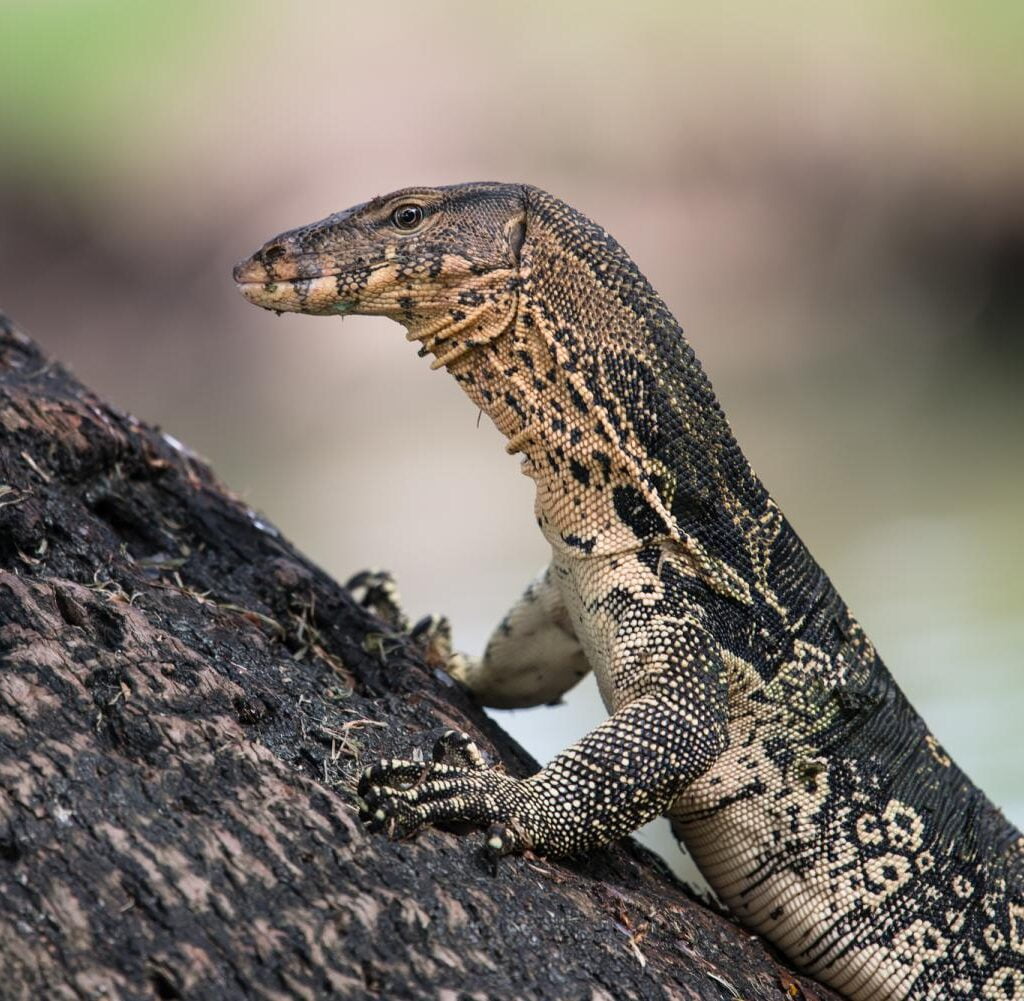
[410,614,476,682]
[410,613,454,665]
[357,732,526,846]
[346,569,408,630]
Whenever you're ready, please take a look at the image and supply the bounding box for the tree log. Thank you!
[0,312,840,1001]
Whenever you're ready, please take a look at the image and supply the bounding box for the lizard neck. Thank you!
[407,188,771,581]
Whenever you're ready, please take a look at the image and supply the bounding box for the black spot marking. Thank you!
[567,384,589,414]
[569,459,590,487]
[504,392,526,422]
[561,533,596,554]
[612,485,668,540]
[670,488,717,528]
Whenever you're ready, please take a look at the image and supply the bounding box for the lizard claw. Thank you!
[484,822,514,858]
[357,767,426,837]
[482,821,529,873]
[410,613,458,666]
[357,784,392,832]
[410,613,447,643]
[410,615,477,685]
[346,569,408,629]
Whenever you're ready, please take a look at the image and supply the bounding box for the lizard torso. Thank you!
[235,182,1024,1001]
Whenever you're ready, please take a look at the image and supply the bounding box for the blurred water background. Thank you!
[1,1,1021,884]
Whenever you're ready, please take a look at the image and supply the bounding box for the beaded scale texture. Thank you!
[235,183,1024,1001]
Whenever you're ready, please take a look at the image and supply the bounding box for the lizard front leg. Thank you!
[358,618,729,857]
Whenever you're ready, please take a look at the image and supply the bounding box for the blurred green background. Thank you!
[2,1,1021,884]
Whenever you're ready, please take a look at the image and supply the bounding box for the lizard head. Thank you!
[233,183,527,365]
[234,182,754,563]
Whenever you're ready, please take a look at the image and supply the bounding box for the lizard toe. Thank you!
[346,569,407,629]
[432,730,487,770]
[358,785,393,832]
[482,822,523,871]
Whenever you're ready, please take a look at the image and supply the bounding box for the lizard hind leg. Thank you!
[447,564,592,709]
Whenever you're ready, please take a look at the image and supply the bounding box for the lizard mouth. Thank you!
[233,273,355,315]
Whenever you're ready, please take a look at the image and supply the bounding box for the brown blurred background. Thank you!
[2,1,1021,882]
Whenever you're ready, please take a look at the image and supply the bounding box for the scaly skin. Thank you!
[234,183,1024,1001]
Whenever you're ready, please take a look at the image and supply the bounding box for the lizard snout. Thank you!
[232,257,267,284]
[233,236,303,285]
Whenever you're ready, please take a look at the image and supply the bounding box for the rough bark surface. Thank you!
[0,313,841,1001]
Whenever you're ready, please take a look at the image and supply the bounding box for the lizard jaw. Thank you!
[233,275,354,316]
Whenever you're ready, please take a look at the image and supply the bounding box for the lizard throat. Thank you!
[405,300,517,372]
[404,274,521,376]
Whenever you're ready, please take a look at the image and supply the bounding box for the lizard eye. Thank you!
[391,204,424,231]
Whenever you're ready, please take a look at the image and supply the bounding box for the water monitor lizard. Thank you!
[234,183,1024,1001]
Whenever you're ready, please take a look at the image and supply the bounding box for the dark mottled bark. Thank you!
[0,313,840,1001]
